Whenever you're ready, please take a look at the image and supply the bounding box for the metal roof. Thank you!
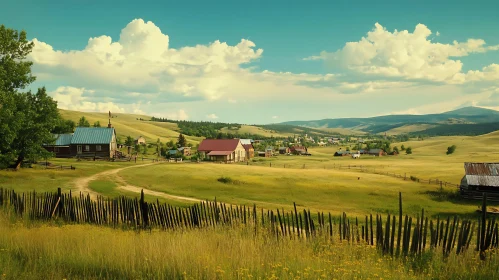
[464,162,499,176]
[240,139,253,145]
[465,175,499,187]
[51,133,73,146]
[71,127,115,144]
[464,163,499,187]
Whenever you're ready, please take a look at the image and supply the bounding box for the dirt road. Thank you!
[72,162,201,203]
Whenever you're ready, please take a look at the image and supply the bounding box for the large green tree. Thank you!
[78,116,90,127]
[177,133,187,147]
[0,25,61,169]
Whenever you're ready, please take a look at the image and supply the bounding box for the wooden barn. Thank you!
[70,127,117,158]
[197,139,246,163]
[290,146,308,155]
[460,162,499,194]
[44,134,73,158]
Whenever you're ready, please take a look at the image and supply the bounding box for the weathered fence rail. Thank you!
[0,188,497,260]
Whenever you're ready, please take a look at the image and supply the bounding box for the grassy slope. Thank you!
[220,125,291,138]
[383,124,437,135]
[59,109,204,145]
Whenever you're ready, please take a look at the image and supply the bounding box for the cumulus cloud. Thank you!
[27,19,499,121]
[30,19,264,102]
[50,86,126,113]
[305,23,499,84]
[206,113,219,119]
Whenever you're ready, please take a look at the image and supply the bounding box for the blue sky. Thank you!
[2,0,499,123]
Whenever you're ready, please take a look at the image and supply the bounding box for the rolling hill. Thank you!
[281,106,499,136]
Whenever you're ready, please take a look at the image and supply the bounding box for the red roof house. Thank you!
[198,139,247,163]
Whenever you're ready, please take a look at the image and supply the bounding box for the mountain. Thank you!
[281,107,499,136]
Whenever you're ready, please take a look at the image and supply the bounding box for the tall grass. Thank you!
[0,214,498,279]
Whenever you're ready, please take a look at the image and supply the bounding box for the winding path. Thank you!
[72,162,201,203]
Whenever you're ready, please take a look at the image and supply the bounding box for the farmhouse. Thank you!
[197,139,246,163]
[44,134,73,158]
[460,162,499,193]
[70,127,118,158]
[242,144,255,159]
[135,136,146,145]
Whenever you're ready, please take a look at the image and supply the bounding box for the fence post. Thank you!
[440,181,443,191]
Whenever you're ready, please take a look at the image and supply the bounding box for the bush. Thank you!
[410,176,419,182]
[217,176,233,184]
[405,147,412,155]
[446,145,457,155]
[217,176,244,185]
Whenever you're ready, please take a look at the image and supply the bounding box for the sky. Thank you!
[2,0,499,124]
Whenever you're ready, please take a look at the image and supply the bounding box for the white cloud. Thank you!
[50,86,126,113]
[206,113,219,119]
[305,23,499,84]
[30,18,264,102]
[272,116,278,119]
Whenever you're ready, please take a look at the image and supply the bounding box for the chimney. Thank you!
[108,118,112,128]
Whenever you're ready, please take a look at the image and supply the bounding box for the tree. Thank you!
[142,144,148,155]
[167,140,175,148]
[124,136,134,146]
[0,25,61,169]
[2,88,60,169]
[405,147,412,155]
[401,145,406,151]
[93,121,101,127]
[177,133,187,147]
[393,146,399,153]
[78,116,90,127]
[446,145,457,155]
[52,119,75,134]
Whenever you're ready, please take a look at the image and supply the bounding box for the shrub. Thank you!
[410,176,419,182]
[405,147,412,155]
[217,176,233,184]
[446,145,457,155]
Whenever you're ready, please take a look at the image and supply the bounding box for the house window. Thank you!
[85,145,90,151]
[96,145,102,151]
[54,147,59,153]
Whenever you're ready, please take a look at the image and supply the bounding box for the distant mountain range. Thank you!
[280,107,499,136]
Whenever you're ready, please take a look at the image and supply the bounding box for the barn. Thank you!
[197,139,246,163]
[460,162,499,193]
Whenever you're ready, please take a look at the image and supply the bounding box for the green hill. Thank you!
[280,106,499,136]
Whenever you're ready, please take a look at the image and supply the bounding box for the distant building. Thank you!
[265,147,273,157]
[135,136,146,145]
[197,139,246,163]
[365,149,386,157]
[178,147,191,157]
[290,146,308,155]
[334,150,351,157]
[279,147,290,154]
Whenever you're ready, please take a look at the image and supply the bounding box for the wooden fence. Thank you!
[0,188,497,260]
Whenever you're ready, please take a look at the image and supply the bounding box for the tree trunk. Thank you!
[13,155,24,170]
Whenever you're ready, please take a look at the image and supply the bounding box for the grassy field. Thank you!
[59,109,204,145]
[384,124,437,135]
[1,213,498,279]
